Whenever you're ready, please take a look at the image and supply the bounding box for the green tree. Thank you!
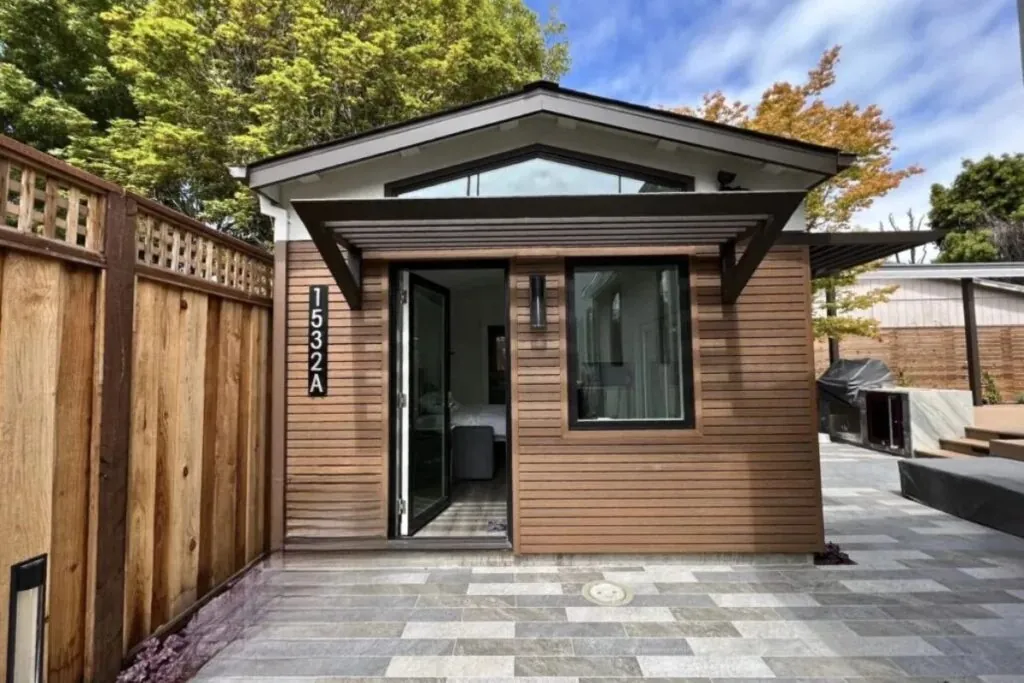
[65,0,568,243]
[671,47,921,339]
[931,154,1024,262]
[0,0,137,152]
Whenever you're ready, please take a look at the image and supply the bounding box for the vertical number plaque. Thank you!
[308,285,328,396]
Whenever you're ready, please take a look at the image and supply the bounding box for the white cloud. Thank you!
[553,0,1024,231]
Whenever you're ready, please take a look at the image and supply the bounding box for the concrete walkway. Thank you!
[194,442,1024,681]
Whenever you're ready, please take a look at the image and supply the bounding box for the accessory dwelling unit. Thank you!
[242,82,937,556]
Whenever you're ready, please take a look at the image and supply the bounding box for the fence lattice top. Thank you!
[0,135,272,300]
[135,208,272,298]
[1,157,105,250]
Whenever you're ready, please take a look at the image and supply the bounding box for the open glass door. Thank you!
[396,271,451,536]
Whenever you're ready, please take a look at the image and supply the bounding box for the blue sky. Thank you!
[525,0,1024,231]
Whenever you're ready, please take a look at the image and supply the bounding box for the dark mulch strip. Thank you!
[814,541,855,566]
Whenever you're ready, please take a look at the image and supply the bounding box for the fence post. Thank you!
[90,192,137,682]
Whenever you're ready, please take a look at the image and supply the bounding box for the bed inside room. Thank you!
[405,267,509,538]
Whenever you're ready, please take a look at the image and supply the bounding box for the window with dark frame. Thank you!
[567,258,695,430]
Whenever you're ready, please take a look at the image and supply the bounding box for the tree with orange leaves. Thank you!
[673,46,923,340]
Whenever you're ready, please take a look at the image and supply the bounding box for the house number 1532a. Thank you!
[308,285,328,396]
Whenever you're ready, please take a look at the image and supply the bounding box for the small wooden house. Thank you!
[241,82,934,555]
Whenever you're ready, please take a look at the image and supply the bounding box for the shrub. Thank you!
[982,371,1002,405]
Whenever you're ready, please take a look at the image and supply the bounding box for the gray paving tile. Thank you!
[565,607,676,622]
[271,595,420,608]
[414,595,516,608]
[808,635,942,656]
[246,622,407,639]
[670,606,781,622]
[516,656,643,677]
[980,602,1024,617]
[462,607,567,622]
[685,636,828,657]
[262,607,461,622]
[844,619,974,637]
[516,621,626,638]
[732,620,858,639]
[637,655,775,678]
[772,605,891,620]
[628,594,717,607]
[923,635,1024,660]
[623,621,741,638]
[841,579,950,593]
[386,655,514,677]
[571,637,693,655]
[881,604,1003,620]
[892,655,1007,677]
[197,656,391,677]
[467,582,562,596]
[764,655,904,678]
[453,638,573,655]
[656,581,796,594]
[956,618,1024,637]
[513,594,595,607]
[710,593,819,608]
[225,638,456,658]
[402,622,513,639]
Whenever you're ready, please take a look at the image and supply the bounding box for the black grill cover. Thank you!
[817,358,895,408]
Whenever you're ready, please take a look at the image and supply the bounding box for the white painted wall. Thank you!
[819,278,1024,327]
[274,114,814,241]
[448,281,505,405]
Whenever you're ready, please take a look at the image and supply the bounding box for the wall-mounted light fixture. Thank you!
[530,275,546,330]
[7,554,46,683]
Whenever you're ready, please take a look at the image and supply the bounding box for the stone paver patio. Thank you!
[194,441,1024,681]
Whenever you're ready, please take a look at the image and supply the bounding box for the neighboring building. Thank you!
[242,82,932,555]
[815,263,1024,400]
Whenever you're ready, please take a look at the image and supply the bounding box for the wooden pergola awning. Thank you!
[291,191,807,309]
[778,230,946,278]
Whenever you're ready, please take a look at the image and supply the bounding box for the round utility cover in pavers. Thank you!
[582,580,633,606]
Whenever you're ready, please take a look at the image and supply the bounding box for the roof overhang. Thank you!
[247,82,852,189]
[778,231,946,278]
[292,191,806,309]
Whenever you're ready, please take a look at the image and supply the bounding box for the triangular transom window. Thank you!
[390,148,694,198]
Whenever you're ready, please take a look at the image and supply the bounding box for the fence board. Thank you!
[49,266,97,683]
[0,252,64,676]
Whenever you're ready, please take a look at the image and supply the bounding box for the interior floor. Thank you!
[415,458,508,538]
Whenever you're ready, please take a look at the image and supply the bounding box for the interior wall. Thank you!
[415,272,505,406]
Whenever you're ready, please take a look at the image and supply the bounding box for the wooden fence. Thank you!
[814,327,1024,400]
[0,135,272,683]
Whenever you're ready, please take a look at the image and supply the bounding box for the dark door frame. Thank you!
[387,260,513,545]
[405,273,452,536]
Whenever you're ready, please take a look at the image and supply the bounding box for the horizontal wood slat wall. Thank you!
[815,328,1024,399]
[510,247,823,554]
[285,242,388,542]
[282,242,822,555]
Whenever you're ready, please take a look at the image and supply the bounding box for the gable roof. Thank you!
[244,81,855,189]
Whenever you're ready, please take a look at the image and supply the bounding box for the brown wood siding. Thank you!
[285,242,389,542]
[511,246,822,554]
[282,242,821,553]
[815,328,1024,400]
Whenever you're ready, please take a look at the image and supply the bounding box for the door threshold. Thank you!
[388,537,512,551]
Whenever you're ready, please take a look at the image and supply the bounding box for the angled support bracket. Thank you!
[719,217,786,304]
[305,214,363,310]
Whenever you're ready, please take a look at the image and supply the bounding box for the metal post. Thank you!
[961,278,983,406]
[825,286,839,365]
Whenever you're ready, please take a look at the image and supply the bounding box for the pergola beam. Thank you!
[305,214,363,310]
[961,278,983,406]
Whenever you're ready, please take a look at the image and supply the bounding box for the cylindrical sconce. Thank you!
[7,554,46,683]
[529,274,546,330]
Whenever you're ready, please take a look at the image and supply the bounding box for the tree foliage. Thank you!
[2,0,569,243]
[930,154,1024,262]
[0,0,137,152]
[674,47,922,234]
[672,47,922,339]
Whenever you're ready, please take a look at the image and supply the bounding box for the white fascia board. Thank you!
[247,91,841,188]
[860,263,1024,280]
